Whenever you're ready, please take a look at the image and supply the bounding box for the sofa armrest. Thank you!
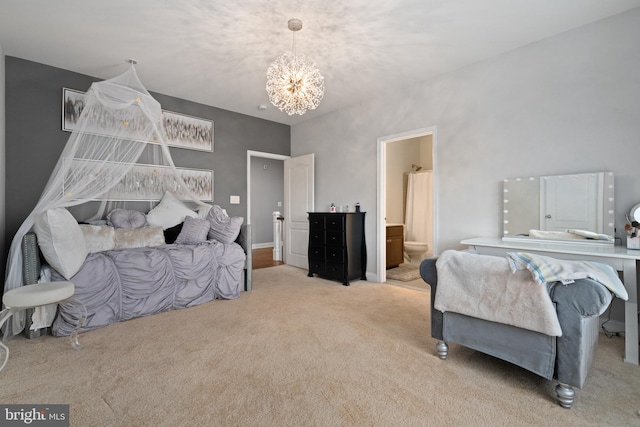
[550,278,613,388]
[419,258,443,340]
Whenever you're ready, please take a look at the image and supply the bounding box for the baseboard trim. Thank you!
[252,242,274,250]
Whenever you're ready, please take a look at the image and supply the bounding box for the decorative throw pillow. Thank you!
[107,209,147,229]
[175,216,210,245]
[33,207,88,279]
[163,222,184,244]
[114,226,166,250]
[205,204,244,244]
[79,224,116,253]
[146,191,198,230]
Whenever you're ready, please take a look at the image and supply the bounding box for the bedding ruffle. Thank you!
[50,240,244,336]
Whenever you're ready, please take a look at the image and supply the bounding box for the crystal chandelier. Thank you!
[266,19,324,116]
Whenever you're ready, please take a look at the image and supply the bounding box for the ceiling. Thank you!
[1,0,640,126]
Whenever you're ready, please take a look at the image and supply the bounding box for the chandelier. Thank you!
[266,19,324,116]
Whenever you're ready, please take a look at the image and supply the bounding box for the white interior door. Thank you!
[541,173,600,232]
[284,153,315,269]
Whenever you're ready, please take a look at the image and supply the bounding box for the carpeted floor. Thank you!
[0,264,638,426]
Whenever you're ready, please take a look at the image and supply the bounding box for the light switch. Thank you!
[230,195,240,204]
[277,201,282,207]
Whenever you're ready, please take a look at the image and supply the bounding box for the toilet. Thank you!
[404,237,429,266]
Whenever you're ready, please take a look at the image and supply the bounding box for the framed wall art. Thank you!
[64,159,214,202]
[162,110,214,152]
[62,88,214,152]
[62,88,86,132]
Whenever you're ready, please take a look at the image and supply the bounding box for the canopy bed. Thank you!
[2,64,250,345]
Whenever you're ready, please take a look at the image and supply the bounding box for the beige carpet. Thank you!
[0,265,638,426]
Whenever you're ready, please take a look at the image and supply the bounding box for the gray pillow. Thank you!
[206,205,243,244]
[175,216,210,245]
[107,209,147,229]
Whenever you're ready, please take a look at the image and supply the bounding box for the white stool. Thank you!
[0,281,86,372]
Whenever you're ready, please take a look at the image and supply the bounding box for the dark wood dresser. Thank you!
[307,212,367,286]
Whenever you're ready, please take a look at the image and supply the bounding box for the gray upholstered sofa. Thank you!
[420,254,613,409]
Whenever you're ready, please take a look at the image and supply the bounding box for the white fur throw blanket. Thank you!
[434,250,562,336]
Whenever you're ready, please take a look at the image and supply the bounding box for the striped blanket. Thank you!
[506,252,627,300]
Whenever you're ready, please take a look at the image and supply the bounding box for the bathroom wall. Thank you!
[385,135,433,256]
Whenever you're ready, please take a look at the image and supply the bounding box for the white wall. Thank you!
[292,9,640,283]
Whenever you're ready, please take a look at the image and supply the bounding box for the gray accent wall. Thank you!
[3,56,290,263]
[291,9,640,319]
[0,43,5,280]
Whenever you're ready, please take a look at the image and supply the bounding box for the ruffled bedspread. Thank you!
[51,240,245,336]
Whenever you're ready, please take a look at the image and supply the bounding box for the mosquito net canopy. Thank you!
[3,65,204,336]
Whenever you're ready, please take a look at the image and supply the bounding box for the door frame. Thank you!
[246,149,290,236]
[376,126,438,283]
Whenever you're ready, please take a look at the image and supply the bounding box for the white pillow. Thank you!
[145,191,198,229]
[79,225,116,253]
[33,208,88,279]
[114,226,166,249]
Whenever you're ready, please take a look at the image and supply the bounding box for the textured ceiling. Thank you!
[1,0,639,125]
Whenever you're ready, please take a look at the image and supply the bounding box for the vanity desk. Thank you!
[461,236,640,366]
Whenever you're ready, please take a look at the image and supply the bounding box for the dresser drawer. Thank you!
[309,230,325,245]
[308,215,325,229]
[325,231,345,247]
[325,215,345,230]
[308,259,325,276]
[324,262,345,280]
[326,246,345,263]
[308,245,325,260]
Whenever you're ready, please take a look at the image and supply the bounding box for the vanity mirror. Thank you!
[629,202,640,223]
[503,171,615,245]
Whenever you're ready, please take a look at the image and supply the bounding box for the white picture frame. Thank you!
[62,88,214,152]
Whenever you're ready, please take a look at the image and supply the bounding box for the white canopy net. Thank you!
[3,65,204,337]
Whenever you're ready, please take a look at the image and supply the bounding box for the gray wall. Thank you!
[250,157,284,246]
[292,9,640,319]
[0,43,5,280]
[3,56,290,261]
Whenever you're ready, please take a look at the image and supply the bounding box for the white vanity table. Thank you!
[461,236,640,366]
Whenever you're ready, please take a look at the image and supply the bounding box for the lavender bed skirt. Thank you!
[51,240,245,336]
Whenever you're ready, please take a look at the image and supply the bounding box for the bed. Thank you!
[19,195,252,338]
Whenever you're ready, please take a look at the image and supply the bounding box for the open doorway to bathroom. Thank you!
[377,127,436,291]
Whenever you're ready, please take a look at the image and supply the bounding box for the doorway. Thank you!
[247,151,288,271]
[376,126,437,285]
